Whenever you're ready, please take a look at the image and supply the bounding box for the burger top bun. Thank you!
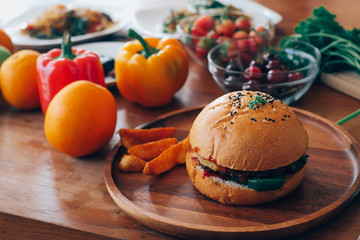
[189,91,308,171]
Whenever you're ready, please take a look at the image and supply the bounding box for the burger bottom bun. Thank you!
[186,154,307,205]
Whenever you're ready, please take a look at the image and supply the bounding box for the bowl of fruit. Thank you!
[207,37,321,105]
[176,9,274,62]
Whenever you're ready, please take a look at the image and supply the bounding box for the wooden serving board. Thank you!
[321,71,360,100]
[104,107,360,240]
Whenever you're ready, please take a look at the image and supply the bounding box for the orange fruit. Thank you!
[0,28,14,53]
[0,49,40,110]
[44,80,117,157]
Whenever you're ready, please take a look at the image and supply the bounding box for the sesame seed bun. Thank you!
[186,90,309,205]
[188,91,308,171]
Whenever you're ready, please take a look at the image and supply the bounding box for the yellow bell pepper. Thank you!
[115,29,189,107]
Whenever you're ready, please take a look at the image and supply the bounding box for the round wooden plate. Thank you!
[104,107,360,240]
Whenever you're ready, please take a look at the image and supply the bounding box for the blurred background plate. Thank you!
[3,2,132,49]
[133,0,282,38]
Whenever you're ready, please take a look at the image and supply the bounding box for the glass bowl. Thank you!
[176,10,274,63]
[207,37,321,105]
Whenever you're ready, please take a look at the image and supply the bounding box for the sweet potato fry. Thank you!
[128,138,177,161]
[143,142,182,176]
[175,137,190,164]
[118,127,176,149]
[119,154,146,173]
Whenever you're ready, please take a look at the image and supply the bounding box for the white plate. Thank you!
[75,41,125,87]
[133,0,282,38]
[3,3,132,48]
[75,41,124,58]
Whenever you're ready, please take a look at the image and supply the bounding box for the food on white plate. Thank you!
[163,8,192,34]
[186,90,309,205]
[163,0,243,33]
[177,9,271,59]
[187,0,239,13]
[21,5,114,39]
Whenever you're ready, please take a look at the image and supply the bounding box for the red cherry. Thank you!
[240,52,252,67]
[265,60,281,72]
[266,69,286,83]
[244,65,263,81]
[287,72,304,81]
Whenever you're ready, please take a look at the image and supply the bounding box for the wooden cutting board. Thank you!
[321,71,360,100]
[104,106,360,240]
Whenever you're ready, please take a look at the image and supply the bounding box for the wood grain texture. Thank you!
[105,107,360,240]
[321,72,360,101]
[0,0,360,239]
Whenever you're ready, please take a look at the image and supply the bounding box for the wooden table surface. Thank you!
[0,0,359,239]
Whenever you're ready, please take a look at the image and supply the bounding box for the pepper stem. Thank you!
[59,31,76,60]
[127,28,158,58]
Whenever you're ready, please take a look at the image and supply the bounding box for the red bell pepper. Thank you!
[36,32,106,113]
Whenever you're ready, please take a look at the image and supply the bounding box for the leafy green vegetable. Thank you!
[248,95,267,110]
[283,6,360,73]
[189,0,225,11]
